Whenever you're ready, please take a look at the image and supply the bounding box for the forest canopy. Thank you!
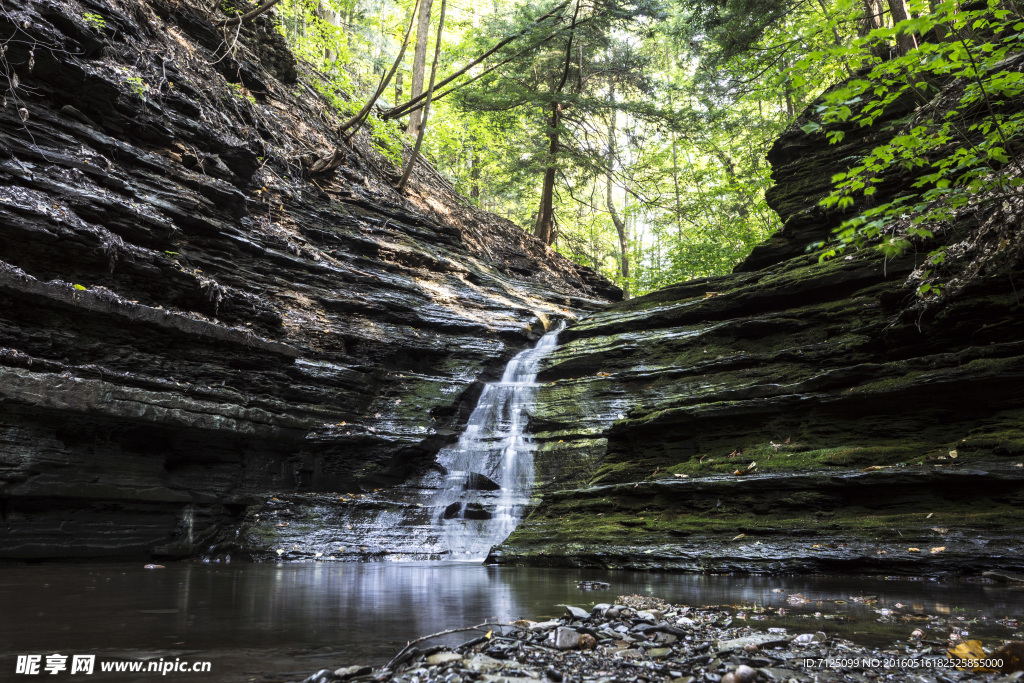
[253,0,1024,298]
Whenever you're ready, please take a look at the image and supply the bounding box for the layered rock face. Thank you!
[0,0,613,559]
[497,76,1024,574]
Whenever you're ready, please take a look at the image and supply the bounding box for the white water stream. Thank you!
[431,323,563,561]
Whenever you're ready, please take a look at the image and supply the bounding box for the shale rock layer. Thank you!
[0,0,612,559]
[495,65,1024,574]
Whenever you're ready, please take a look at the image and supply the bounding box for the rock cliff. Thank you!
[495,62,1024,575]
[0,0,614,559]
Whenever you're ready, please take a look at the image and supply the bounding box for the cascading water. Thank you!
[261,323,565,563]
[430,323,563,561]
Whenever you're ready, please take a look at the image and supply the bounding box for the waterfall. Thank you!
[261,324,565,563]
[183,504,195,547]
[432,323,563,561]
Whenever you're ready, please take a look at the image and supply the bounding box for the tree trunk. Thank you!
[395,71,403,105]
[469,139,481,202]
[340,0,420,135]
[383,1,569,121]
[317,2,341,61]
[534,107,559,245]
[606,84,629,300]
[407,0,434,135]
[928,0,948,41]
[533,0,581,246]
[861,0,883,31]
[888,0,917,53]
[397,0,447,191]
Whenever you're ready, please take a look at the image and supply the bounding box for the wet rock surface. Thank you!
[0,0,613,560]
[298,594,1024,683]
[496,57,1024,575]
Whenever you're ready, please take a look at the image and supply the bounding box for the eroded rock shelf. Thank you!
[0,0,611,560]
[2,0,1023,574]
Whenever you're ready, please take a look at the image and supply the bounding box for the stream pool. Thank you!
[0,562,1020,681]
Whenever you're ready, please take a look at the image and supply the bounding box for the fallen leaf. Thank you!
[908,547,921,553]
[948,640,997,671]
[485,629,493,640]
[734,461,757,475]
[949,449,958,459]
[732,534,746,541]
[673,473,689,478]
[931,527,948,534]
[926,513,934,519]
[931,546,946,554]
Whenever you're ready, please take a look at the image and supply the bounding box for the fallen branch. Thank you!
[383,622,494,671]
[214,0,283,27]
[339,0,421,135]
[396,0,447,191]
[382,0,569,120]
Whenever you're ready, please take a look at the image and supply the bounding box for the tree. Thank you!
[606,81,630,298]
[407,0,435,135]
[398,0,448,189]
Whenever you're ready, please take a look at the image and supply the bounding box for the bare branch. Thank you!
[383,623,495,671]
[214,0,283,27]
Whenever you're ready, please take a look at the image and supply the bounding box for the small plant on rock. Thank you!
[82,12,105,31]
[126,76,148,101]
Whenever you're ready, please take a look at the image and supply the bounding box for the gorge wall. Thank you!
[0,0,614,560]
[4,0,1023,575]
[493,61,1024,575]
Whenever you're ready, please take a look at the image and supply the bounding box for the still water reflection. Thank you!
[0,562,1020,681]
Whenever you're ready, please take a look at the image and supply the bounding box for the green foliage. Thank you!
[226,82,257,104]
[274,0,992,297]
[801,0,1024,296]
[309,77,404,166]
[125,76,148,100]
[82,12,106,31]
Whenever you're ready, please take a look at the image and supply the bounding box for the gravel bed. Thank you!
[300,594,1024,683]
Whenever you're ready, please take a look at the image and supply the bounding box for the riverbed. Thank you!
[0,563,1020,681]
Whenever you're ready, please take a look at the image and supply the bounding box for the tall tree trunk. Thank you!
[813,0,853,74]
[340,0,420,135]
[862,0,883,30]
[383,1,569,121]
[407,0,434,135]
[665,40,684,240]
[534,110,559,245]
[316,2,341,61]
[469,138,481,203]
[397,0,447,191]
[606,83,630,300]
[928,0,948,41]
[395,71,404,105]
[533,0,581,246]
[888,0,917,53]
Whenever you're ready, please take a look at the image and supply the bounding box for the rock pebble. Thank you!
[565,605,591,620]
[302,597,1024,683]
